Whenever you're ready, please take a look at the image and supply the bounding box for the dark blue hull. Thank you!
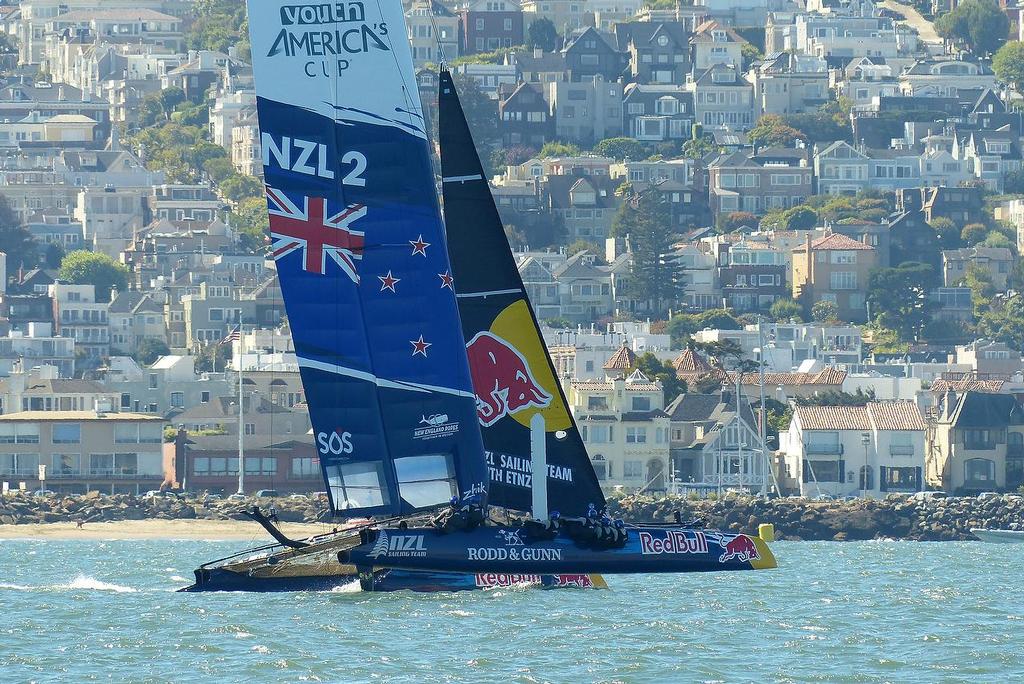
[345,525,777,575]
[181,565,605,593]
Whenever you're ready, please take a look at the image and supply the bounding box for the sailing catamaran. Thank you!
[183,0,775,592]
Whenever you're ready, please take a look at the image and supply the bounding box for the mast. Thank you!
[237,348,244,496]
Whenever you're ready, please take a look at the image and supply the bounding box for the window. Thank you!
[0,424,40,444]
[964,458,995,486]
[626,427,647,444]
[394,454,456,509]
[588,425,610,443]
[587,396,608,410]
[830,272,857,290]
[890,432,914,455]
[880,465,920,492]
[475,18,484,30]
[292,457,318,477]
[52,423,80,444]
[244,423,256,436]
[831,251,856,264]
[804,459,842,482]
[0,453,39,476]
[632,397,651,411]
[55,453,80,475]
[503,18,512,31]
[149,373,158,389]
[592,455,606,480]
[964,429,994,450]
[623,460,643,478]
[201,391,210,403]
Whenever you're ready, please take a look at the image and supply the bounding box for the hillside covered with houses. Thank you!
[0,0,1020,501]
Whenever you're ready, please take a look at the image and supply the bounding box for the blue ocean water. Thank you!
[0,539,1021,683]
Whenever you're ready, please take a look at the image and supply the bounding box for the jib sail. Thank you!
[246,2,488,517]
[438,70,606,518]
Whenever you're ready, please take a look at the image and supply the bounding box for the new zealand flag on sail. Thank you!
[246,0,488,518]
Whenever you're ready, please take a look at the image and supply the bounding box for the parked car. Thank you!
[912,491,947,500]
[254,489,279,498]
[142,490,176,499]
[227,493,247,501]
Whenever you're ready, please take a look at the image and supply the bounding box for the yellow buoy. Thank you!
[758,523,775,543]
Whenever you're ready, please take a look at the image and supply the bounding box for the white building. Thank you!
[780,401,926,498]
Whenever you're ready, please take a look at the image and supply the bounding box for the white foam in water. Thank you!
[66,575,137,593]
[0,582,32,591]
[330,579,362,593]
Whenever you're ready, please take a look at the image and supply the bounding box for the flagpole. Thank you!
[237,326,245,496]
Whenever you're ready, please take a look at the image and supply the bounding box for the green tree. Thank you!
[741,42,763,70]
[964,261,997,317]
[593,137,647,160]
[780,205,818,231]
[188,0,249,56]
[794,388,876,407]
[667,309,742,346]
[0,194,38,268]
[929,216,962,249]
[769,298,803,322]
[538,140,581,158]
[867,262,938,341]
[526,18,559,51]
[983,230,1015,251]
[811,300,839,323]
[748,114,806,148]
[994,40,1024,91]
[134,337,171,365]
[219,174,263,204]
[681,137,715,159]
[719,211,758,232]
[159,86,186,114]
[566,239,602,258]
[978,294,1024,350]
[936,0,1009,56]
[203,157,236,184]
[612,186,682,315]
[636,352,687,405]
[230,196,270,252]
[961,222,989,245]
[58,250,129,303]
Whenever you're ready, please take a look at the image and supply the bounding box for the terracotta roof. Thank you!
[867,401,926,431]
[729,369,847,386]
[795,405,871,431]
[809,233,875,251]
[931,378,1005,394]
[603,344,636,370]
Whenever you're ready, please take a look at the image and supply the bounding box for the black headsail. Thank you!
[438,69,605,518]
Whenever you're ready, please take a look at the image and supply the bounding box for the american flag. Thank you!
[220,326,241,345]
[266,187,367,282]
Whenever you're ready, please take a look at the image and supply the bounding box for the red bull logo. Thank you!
[466,331,552,427]
[638,530,709,555]
[474,573,542,587]
[718,535,760,563]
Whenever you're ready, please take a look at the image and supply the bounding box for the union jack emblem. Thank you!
[267,187,367,282]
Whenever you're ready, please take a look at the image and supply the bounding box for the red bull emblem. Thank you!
[474,573,542,587]
[551,574,594,588]
[466,331,552,427]
[718,535,760,563]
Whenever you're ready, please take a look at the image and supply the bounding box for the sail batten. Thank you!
[438,70,606,518]
[247,2,488,518]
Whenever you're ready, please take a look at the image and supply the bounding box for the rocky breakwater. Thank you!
[607,494,1024,541]
[0,491,331,526]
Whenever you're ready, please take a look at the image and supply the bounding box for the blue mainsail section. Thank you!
[247,0,487,517]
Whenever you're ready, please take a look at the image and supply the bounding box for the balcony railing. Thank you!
[889,445,915,456]
[806,443,843,455]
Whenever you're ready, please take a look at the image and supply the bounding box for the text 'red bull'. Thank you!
[718,535,760,563]
[465,331,552,427]
[638,530,709,555]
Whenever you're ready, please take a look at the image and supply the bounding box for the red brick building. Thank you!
[458,0,524,54]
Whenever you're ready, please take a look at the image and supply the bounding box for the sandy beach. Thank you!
[0,519,333,540]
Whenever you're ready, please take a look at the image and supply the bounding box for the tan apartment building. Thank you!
[927,391,1024,494]
[792,232,877,323]
[0,410,166,494]
[942,246,1013,291]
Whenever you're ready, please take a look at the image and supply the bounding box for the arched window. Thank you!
[964,458,995,487]
[592,454,606,481]
[859,465,873,492]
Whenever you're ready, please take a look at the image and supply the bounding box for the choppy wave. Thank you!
[0,575,138,593]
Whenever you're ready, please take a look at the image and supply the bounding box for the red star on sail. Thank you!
[438,271,454,290]
[410,335,431,357]
[378,270,400,292]
[410,235,430,256]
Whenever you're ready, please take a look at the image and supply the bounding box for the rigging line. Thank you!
[427,1,448,69]
[373,0,420,123]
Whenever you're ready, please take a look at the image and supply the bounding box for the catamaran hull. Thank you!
[345,525,777,577]
[181,565,605,593]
